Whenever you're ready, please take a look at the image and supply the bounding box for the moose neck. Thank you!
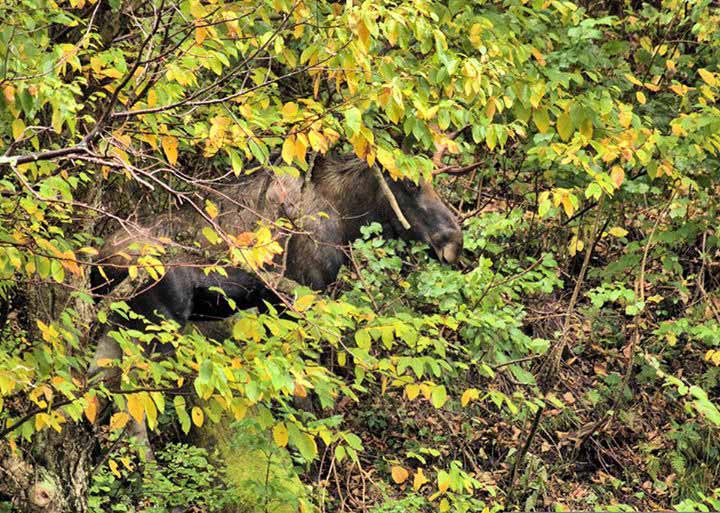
[311,157,387,243]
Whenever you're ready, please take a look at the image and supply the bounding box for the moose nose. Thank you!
[431,230,463,264]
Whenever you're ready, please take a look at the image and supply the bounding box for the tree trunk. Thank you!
[1,420,95,513]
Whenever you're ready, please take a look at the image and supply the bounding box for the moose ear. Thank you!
[266,180,289,205]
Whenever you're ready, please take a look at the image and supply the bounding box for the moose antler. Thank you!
[371,165,411,230]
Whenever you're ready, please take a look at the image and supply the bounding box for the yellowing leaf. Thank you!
[610,166,625,188]
[109,412,130,431]
[12,118,25,141]
[84,394,98,424]
[698,68,717,87]
[404,383,419,400]
[391,465,409,484]
[273,422,289,447]
[127,393,144,424]
[437,471,451,493]
[294,382,307,398]
[142,393,158,430]
[636,91,647,105]
[531,47,546,66]
[3,85,15,103]
[295,293,315,312]
[205,200,219,219]
[670,83,690,96]
[556,111,573,141]
[161,135,179,165]
[624,73,643,86]
[568,235,584,256]
[431,385,448,408]
[282,102,299,119]
[580,118,594,140]
[533,107,550,133]
[282,135,296,164]
[109,459,121,478]
[413,468,429,491]
[461,388,480,407]
[191,406,204,427]
[608,227,629,237]
[195,26,208,45]
[618,110,632,128]
[560,193,576,217]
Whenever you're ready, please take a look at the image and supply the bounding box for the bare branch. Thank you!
[371,166,410,230]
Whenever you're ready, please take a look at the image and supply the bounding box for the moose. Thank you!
[91,153,463,330]
[87,151,463,459]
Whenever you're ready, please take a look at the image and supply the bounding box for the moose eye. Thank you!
[401,180,421,193]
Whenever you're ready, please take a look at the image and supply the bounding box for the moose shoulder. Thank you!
[91,154,463,326]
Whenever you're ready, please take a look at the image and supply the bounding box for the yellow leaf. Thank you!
[161,135,179,165]
[624,73,643,86]
[84,394,98,424]
[142,393,158,430]
[109,459,121,478]
[636,91,647,105]
[530,47,546,66]
[355,17,371,51]
[195,26,208,45]
[698,68,717,87]
[273,422,289,447]
[294,133,308,164]
[282,135,295,164]
[560,193,576,217]
[405,383,420,400]
[644,82,661,92]
[610,166,625,188]
[568,235,584,256]
[294,382,307,398]
[35,412,50,430]
[391,465,409,484]
[12,118,25,141]
[191,406,204,427]
[96,357,114,368]
[308,130,327,153]
[670,83,689,96]
[608,227,628,237]
[61,250,82,276]
[205,200,219,219]
[413,468,429,490]
[109,412,130,431]
[147,89,157,108]
[295,293,315,312]
[282,102,298,120]
[3,85,15,103]
[127,393,144,425]
[461,388,479,407]
[618,110,632,129]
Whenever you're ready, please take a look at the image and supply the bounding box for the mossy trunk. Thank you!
[1,421,95,513]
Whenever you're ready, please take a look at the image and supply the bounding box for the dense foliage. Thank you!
[1,0,719,511]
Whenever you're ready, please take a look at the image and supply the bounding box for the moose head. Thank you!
[309,155,464,267]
